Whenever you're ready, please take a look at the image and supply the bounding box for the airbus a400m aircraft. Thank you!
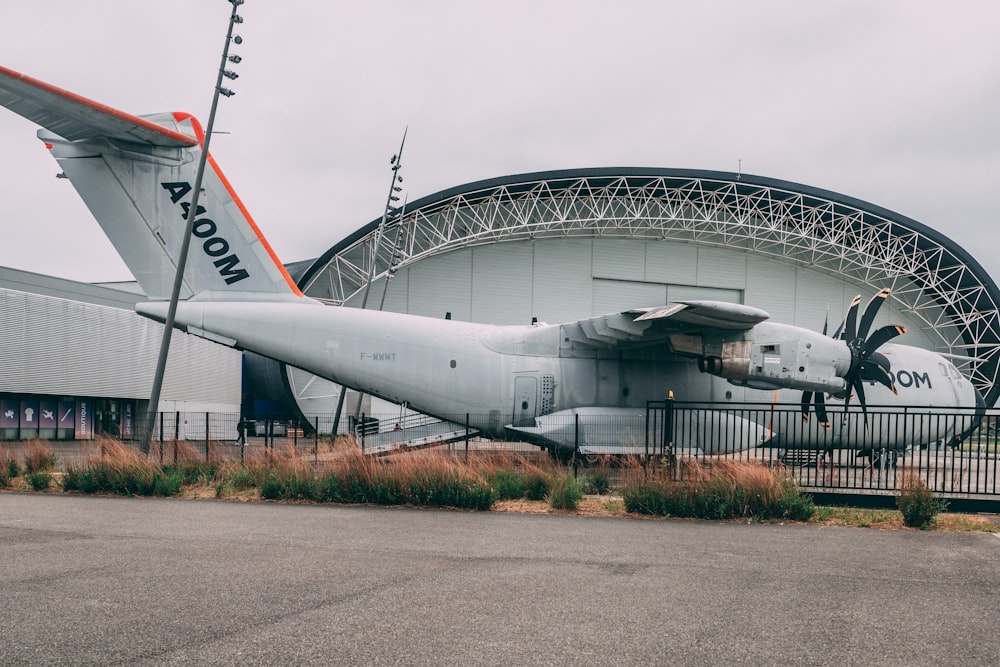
[0,65,984,456]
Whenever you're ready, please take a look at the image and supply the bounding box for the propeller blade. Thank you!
[852,377,868,424]
[861,324,907,357]
[857,287,891,341]
[801,391,812,421]
[842,294,861,341]
[815,392,830,429]
[861,361,897,393]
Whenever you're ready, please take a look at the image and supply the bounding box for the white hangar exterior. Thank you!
[3,166,1000,439]
[0,267,241,441]
[279,167,1000,428]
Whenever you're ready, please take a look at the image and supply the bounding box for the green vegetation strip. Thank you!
[0,440,979,530]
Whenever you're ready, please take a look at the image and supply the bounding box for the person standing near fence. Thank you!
[236,417,247,446]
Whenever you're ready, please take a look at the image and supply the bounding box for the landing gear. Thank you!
[869,448,899,469]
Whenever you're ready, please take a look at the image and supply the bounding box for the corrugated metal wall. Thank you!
[371,238,956,350]
[0,287,240,408]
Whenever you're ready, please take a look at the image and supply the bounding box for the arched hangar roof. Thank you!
[298,167,1000,405]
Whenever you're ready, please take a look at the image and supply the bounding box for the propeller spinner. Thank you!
[802,288,906,427]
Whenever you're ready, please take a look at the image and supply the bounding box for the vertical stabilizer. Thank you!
[0,65,302,300]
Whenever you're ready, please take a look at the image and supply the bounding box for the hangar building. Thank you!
[280,168,1000,429]
[0,267,241,441]
[3,167,999,439]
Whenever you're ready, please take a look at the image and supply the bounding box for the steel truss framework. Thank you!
[300,168,1000,405]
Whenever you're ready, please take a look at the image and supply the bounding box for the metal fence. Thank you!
[646,401,997,500]
[343,403,1000,504]
[20,402,998,505]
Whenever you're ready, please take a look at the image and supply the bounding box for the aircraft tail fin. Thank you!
[0,64,303,301]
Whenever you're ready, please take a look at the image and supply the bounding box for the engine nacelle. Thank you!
[692,322,852,394]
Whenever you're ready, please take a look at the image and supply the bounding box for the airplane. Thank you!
[0,64,985,460]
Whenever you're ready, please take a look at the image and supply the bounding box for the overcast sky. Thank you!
[1,0,997,285]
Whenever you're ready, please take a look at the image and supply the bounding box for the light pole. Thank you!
[141,0,247,454]
[331,131,408,434]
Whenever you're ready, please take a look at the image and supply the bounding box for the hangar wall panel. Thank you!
[593,240,645,282]
[0,288,240,407]
[790,269,850,329]
[665,285,743,303]
[343,273,409,314]
[592,279,666,316]
[340,238,960,359]
[696,247,747,289]
[745,257,797,324]
[532,239,594,322]
[644,242,699,284]
[471,244,534,325]
[407,250,472,320]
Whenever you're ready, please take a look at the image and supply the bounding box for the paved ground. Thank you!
[1,493,998,666]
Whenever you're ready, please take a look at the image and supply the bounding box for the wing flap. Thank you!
[635,300,769,328]
[0,64,196,147]
[560,301,770,349]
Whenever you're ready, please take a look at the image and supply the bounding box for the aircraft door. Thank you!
[512,375,538,427]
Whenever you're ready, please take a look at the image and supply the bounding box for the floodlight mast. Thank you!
[141,0,246,454]
[331,129,408,434]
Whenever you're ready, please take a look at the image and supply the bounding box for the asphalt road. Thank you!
[1,493,998,666]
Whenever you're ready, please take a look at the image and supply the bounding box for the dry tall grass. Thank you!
[0,444,14,486]
[22,439,57,473]
[622,458,815,520]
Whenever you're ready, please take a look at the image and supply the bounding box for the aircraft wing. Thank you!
[559,300,770,348]
[0,64,196,147]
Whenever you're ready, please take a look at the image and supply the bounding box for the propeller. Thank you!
[802,288,907,427]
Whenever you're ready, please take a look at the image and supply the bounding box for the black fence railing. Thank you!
[341,404,999,500]
[16,403,998,502]
[645,401,997,499]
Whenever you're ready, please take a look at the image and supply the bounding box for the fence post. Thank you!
[205,411,210,463]
[664,391,675,472]
[314,417,319,464]
[158,412,164,465]
[361,412,366,453]
[465,413,470,461]
[174,411,180,465]
[573,412,579,479]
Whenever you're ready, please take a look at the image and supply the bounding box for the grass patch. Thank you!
[26,470,52,491]
[489,469,528,500]
[547,474,584,510]
[7,437,999,532]
[897,474,948,529]
[813,506,903,529]
[0,446,15,487]
[63,439,175,497]
[622,460,814,521]
[22,440,58,473]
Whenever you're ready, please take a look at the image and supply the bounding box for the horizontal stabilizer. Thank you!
[0,64,196,146]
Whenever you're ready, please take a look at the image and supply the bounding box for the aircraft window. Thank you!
[939,363,949,376]
[521,401,529,410]
[450,360,456,368]
[761,344,779,354]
